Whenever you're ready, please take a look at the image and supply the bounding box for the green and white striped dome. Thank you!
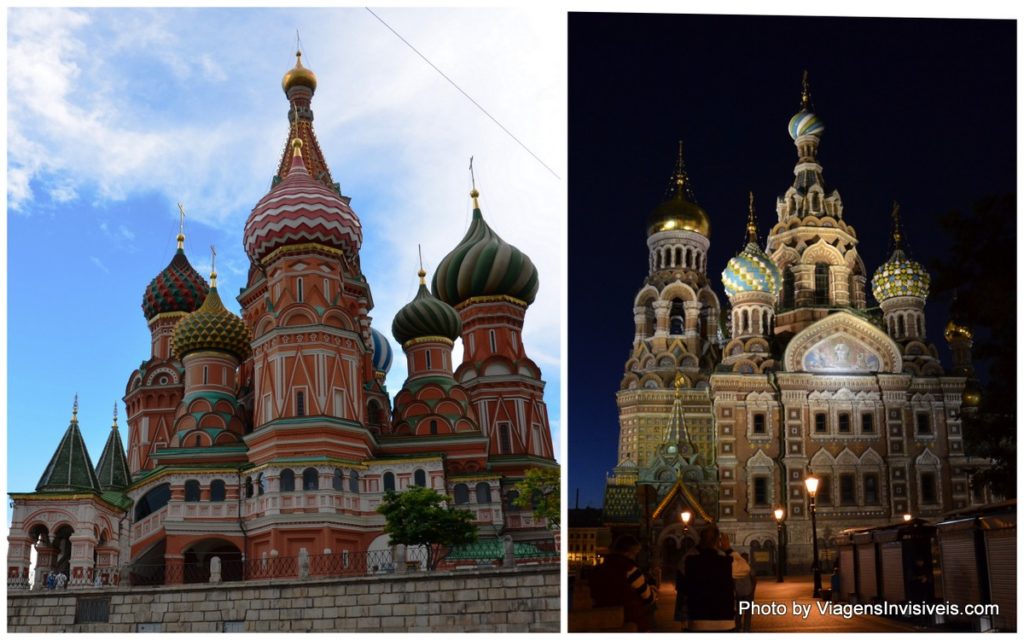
[393,271,462,345]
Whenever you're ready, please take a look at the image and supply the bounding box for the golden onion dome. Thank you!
[282,50,317,94]
[944,319,973,343]
[647,141,710,238]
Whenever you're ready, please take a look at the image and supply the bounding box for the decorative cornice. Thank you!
[402,336,455,348]
[454,295,528,311]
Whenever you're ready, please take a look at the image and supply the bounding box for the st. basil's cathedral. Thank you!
[7,53,557,588]
[602,75,992,578]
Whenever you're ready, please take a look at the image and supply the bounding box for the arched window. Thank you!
[670,298,685,335]
[762,310,769,336]
[245,477,253,499]
[917,316,923,337]
[453,484,469,504]
[349,470,360,493]
[430,420,438,435]
[414,469,427,487]
[814,264,830,305]
[257,473,266,496]
[279,469,295,492]
[383,472,396,492]
[210,480,226,502]
[302,468,319,491]
[782,268,795,308]
[897,315,906,337]
[742,309,750,334]
[507,490,521,512]
[333,469,344,491]
[184,480,201,502]
[476,482,491,504]
[675,247,682,268]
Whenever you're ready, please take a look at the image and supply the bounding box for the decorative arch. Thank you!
[659,280,698,303]
[634,285,660,308]
[800,240,846,266]
[783,312,902,373]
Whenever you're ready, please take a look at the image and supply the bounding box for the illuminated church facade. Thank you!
[7,53,556,589]
[603,76,990,576]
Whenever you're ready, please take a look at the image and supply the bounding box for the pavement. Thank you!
[654,575,922,633]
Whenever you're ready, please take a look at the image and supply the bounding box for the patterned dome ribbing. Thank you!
[371,327,394,373]
[171,281,252,361]
[432,191,539,307]
[788,71,825,140]
[244,139,362,264]
[722,195,781,297]
[871,202,930,303]
[142,249,209,321]
[394,271,462,345]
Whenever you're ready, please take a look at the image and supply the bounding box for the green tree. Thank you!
[929,193,1016,497]
[512,468,561,528]
[377,486,477,570]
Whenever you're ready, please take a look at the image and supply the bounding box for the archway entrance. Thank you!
[183,539,243,583]
[52,525,74,576]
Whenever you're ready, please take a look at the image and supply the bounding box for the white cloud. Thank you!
[90,256,110,273]
[8,7,563,400]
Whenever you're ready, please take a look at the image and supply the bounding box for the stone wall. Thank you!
[7,565,559,633]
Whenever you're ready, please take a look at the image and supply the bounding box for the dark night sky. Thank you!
[568,13,1016,509]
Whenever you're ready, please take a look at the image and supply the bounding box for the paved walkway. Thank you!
[655,575,921,633]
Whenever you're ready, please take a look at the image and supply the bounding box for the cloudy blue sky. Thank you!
[5,7,564,493]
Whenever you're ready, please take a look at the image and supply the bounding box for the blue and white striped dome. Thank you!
[370,327,393,374]
[788,109,825,140]
[722,242,782,298]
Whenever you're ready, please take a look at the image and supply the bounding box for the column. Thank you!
[6,534,32,590]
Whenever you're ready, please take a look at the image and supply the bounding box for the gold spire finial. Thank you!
[746,191,759,244]
[72,394,79,424]
[469,156,480,208]
[112,402,118,430]
[210,245,218,286]
[891,201,902,249]
[177,202,186,249]
[801,70,811,109]
[417,244,426,284]
[675,140,685,187]
[291,136,303,158]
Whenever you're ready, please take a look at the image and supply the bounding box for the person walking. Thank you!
[732,549,757,632]
[590,535,658,631]
[684,525,736,631]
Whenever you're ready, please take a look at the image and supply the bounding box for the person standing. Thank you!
[684,525,736,631]
[673,544,698,626]
[590,535,658,631]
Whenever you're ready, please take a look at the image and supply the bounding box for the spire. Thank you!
[276,49,332,188]
[469,156,480,210]
[890,201,903,251]
[663,374,693,449]
[746,191,759,245]
[665,140,698,204]
[287,137,308,176]
[209,245,218,288]
[36,396,102,493]
[95,403,131,492]
[417,244,427,285]
[801,69,811,111]
[177,202,186,250]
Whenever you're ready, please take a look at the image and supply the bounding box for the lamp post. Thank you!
[773,507,785,583]
[805,475,822,598]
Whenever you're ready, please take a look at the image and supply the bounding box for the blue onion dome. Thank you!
[431,189,539,307]
[370,327,394,374]
[647,141,710,237]
[722,194,781,298]
[394,269,463,345]
[871,202,930,303]
[788,71,825,140]
[171,270,252,361]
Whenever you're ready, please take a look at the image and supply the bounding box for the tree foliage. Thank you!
[376,486,477,570]
[512,467,561,528]
[929,193,1016,497]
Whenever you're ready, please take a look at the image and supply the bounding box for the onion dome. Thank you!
[244,138,362,264]
[171,265,252,361]
[788,71,825,139]
[142,228,208,321]
[871,202,930,303]
[282,50,317,94]
[395,269,462,345]
[944,319,973,343]
[647,141,711,237]
[371,327,394,374]
[36,396,101,493]
[432,188,539,307]
[722,194,782,298]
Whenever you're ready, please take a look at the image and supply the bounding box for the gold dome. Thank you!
[944,319,973,343]
[647,190,711,237]
[282,51,317,94]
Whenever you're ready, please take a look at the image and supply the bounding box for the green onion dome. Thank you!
[722,242,781,298]
[142,247,208,321]
[872,249,930,303]
[393,270,462,346]
[431,190,539,307]
[171,276,252,361]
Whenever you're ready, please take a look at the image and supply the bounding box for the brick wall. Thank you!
[7,565,560,633]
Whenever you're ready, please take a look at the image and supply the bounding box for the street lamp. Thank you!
[681,510,692,533]
[773,507,785,583]
[903,513,913,523]
[804,475,822,598]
